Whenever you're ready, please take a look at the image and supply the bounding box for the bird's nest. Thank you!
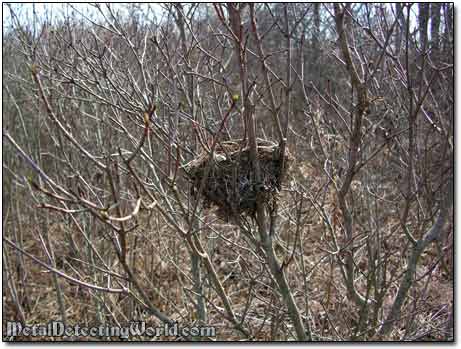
[184,139,293,221]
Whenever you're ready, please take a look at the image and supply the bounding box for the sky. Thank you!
[3,3,164,32]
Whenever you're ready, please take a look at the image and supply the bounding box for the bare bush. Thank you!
[3,3,453,341]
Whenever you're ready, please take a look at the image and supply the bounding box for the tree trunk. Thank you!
[394,3,405,55]
[430,3,441,53]
[418,3,429,51]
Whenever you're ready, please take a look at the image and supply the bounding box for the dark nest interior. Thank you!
[184,139,293,221]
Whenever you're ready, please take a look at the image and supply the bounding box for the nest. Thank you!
[185,139,293,221]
